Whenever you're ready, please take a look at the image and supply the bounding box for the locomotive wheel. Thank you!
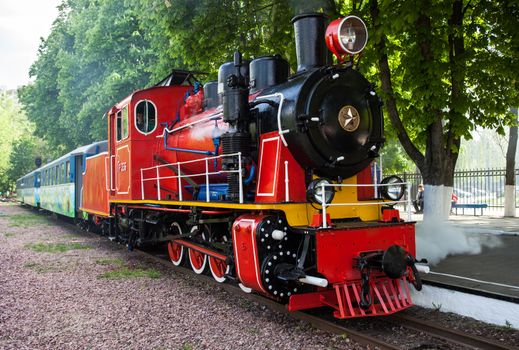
[209,257,229,283]
[208,231,229,283]
[167,222,184,266]
[188,225,207,274]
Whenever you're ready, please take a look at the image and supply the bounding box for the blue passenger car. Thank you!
[16,170,41,207]
[39,141,107,218]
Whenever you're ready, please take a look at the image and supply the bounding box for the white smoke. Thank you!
[190,126,215,141]
[416,220,503,265]
[190,121,228,141]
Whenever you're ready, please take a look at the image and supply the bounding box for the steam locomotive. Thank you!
[17,13,424,319]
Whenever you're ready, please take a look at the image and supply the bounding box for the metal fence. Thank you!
[391,168,519,215]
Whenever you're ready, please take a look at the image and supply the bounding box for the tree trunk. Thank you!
[422,121,451,221]
[504,107,518,217]
[369,0,466,222]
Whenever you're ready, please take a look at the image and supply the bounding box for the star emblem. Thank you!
[338,106,360,132]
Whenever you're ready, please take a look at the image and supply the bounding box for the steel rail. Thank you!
[387,314,517,350]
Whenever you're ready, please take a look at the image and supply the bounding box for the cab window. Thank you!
[135,100,157,134]
[116,106,129,141]
[116,111,122,141]
[122,105,129,139]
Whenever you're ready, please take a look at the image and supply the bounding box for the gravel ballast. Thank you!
[0,204,363,350]
[1,203,518,349]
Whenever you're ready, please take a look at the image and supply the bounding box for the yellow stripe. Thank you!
[109,199,313,226]
[80,207,111,218]
[108,196,383,226]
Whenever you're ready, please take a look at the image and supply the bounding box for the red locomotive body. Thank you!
[79,13,425,319]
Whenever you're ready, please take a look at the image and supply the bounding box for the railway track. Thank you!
[37,212,519,350]
[133,248,401,350]
[134,248,517,350]
[386,314,517,350]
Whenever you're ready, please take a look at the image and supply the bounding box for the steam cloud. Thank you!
[415,221,503,265]
[190,122,227,141]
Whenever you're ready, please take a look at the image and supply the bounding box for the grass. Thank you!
[25,242,91,253]
[432,302,442,311]
[24,261,64,273]
[95,258,124,266]
[502,320,514,331]
[247,327,260,335]
[4,232,15,237]
[98,266,161,280]
[180,343,193,350]
[238,298,255,310]
[9,213,50,228]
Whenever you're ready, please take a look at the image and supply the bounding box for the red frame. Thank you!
[315,223,415,283]
[255,131,306,203]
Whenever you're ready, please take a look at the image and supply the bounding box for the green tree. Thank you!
[0,91,36,192]
[19,0,156,151]
[380,139,415,174]
[135,0,297,81]
[6,137,45,188]
[363,0,518,218]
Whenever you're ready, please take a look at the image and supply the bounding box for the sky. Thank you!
[0,0,61,90]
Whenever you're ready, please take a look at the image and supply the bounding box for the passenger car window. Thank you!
[135,100,157,134]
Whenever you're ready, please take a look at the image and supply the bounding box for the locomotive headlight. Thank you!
[380,175,405,202]
[325,15,368,60]
[306,178,335,205]
[341,24,356,50]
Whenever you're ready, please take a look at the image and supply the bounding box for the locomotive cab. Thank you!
[107,70,201,201]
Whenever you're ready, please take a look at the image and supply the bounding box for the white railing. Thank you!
[140,152,244,204]
[320,182,412,228]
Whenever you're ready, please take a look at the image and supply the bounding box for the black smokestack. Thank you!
[292,13,330,73]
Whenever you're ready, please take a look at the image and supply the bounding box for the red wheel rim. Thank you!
[168,241,183,266]
[188,248,207,274]
[188,225,207,274]
[168,222,184,266]
[209,257,228,283]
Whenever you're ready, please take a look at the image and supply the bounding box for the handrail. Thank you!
[320,182,412,228]
[140,152,244,204]
[162,111,222,135]
[140,152,242,171]
[255,93,289,147]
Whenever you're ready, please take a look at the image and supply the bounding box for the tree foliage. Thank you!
[14,0,519,203]
[134,0,295,81]
[362,0,518,185]
[19,0,156,151]
[0,91,48,192]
